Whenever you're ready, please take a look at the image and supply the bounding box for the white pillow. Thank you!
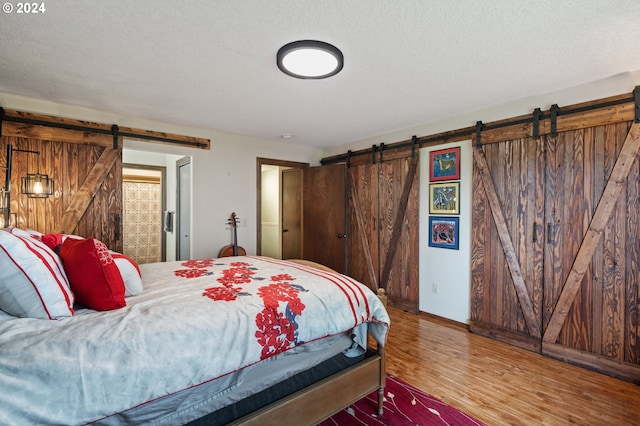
[111,252,144,297]
[0,229,74,319]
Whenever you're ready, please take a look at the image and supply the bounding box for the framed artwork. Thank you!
[428,216,459,250]
[429,182,460,214]
[429,147,460,181]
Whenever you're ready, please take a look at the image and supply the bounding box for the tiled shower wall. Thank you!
[123,180,161,264]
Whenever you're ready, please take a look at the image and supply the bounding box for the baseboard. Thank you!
[418,310,468,331]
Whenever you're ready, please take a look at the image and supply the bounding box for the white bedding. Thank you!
[0,256,389,425]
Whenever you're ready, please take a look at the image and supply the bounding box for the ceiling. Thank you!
[2,0,640,148]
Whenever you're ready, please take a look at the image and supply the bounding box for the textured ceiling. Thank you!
[2,0,640,148]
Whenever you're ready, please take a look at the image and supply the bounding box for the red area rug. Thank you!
[319,375,485,426]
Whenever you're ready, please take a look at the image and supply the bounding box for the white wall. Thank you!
[419,141,472,324]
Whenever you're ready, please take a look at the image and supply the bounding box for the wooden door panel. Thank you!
[347,162,379,291]
[346,150,419,312]
[624,146,639,365]
[377,154,419,313]
[543,122,639,356]
[470,138,545,349]
[61,145,122,252]
[302,164,346,273]
[282,168,302,259]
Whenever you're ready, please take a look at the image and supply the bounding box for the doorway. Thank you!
[122,148,188,263]
[256,158,308,258]
[122,164,166,264]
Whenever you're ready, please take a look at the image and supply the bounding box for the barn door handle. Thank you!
[373,217,376,230]
[115,214,121,241]
[282,228,289,233]
[533,223,539,243]
[547,222,553,244]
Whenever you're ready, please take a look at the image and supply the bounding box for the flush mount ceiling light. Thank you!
[277,40,344,79]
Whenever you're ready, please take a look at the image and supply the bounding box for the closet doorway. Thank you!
[256,158,308,258]
[122,164,166,264]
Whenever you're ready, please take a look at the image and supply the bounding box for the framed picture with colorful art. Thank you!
[428,216,459,250]
[429,146,460,181]
[429,182,460,215]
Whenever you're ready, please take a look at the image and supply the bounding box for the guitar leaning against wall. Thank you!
[218,212,247,257]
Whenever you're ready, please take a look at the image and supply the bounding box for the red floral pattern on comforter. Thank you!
[184,260,309,359]
[172,256,389,366]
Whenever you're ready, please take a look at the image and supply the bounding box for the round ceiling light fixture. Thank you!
[277,40,344,79]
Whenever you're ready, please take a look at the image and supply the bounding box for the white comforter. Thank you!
[0,256,389,425]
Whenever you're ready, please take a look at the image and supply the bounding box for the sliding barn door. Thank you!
[3,137,123,252]
[347,160,380,291]
[470,137,545,351]
[542,122,640,381]
[377,153,420,312]
[347,149,419,313]
[471,121,640,382]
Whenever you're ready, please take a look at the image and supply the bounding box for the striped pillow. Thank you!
[0,229,74,319]
[111,252,143,297]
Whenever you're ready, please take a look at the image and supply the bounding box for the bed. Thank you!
[0,229,390,426]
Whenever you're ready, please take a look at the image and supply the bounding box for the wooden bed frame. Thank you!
[230,344,385,425]
[229,259,387,425]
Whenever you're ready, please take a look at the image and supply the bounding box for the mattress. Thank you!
[99,332,357,425]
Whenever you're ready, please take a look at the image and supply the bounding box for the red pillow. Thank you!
[59,238,126,311]
[41,233,83,252]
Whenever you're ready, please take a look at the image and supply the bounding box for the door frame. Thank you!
[256,158,308,256]
[176,156,191,260]
[122,163,167,262]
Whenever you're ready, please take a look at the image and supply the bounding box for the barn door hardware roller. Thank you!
[634,85,640,123]
[532,108,542,138]
[371,144,377,164]
[111,125,119,150]
[379,143,385,163]
[475,121,483,148]
[550,104,559,136]
[411,135,417,157]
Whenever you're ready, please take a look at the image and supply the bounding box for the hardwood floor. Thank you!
[384,307,640,425]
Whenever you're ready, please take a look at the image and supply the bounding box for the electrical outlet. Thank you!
[432,282,439,294]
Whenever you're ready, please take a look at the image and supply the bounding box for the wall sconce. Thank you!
[21,172,54,198]
[1,144,55,227]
